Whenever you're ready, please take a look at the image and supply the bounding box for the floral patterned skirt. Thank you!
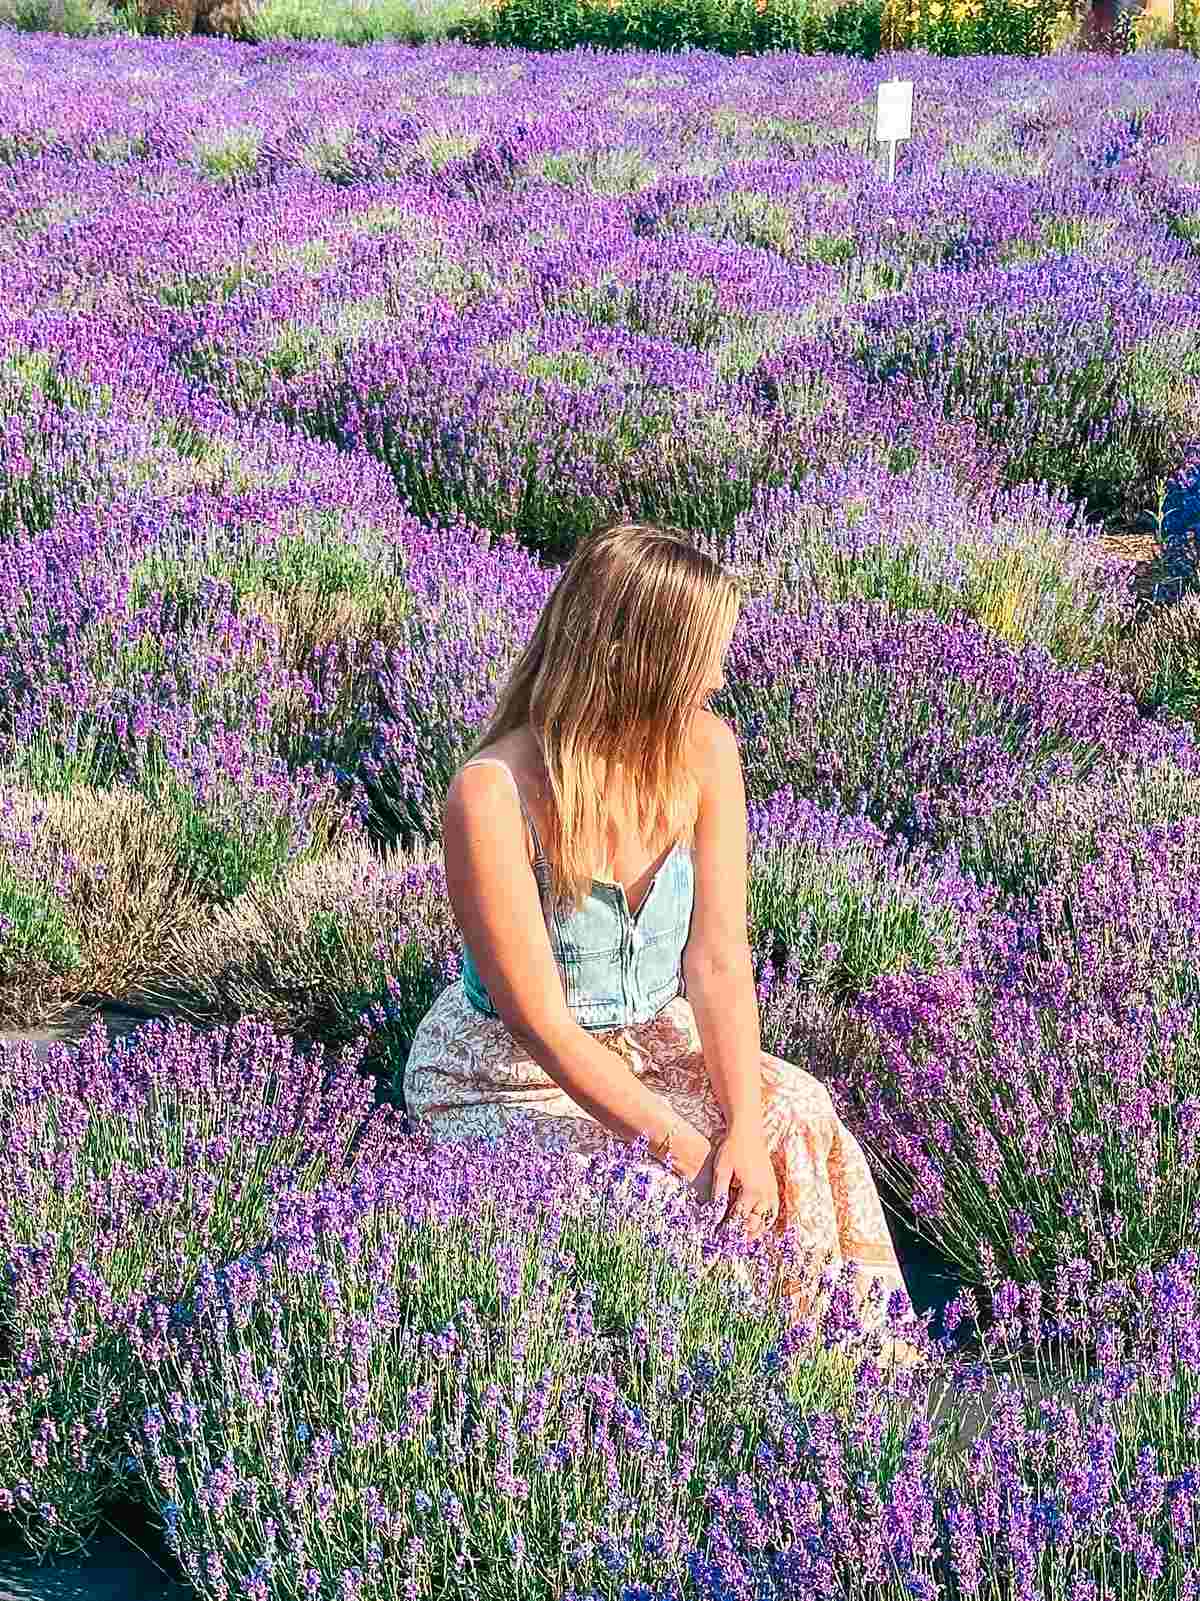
[403,983,910,1325]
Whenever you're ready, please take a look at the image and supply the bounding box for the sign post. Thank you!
[875,76,913,182]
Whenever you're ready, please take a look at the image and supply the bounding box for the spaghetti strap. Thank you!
[461,758,546,861]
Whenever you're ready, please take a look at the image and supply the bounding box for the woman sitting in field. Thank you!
[404,520,913,1343]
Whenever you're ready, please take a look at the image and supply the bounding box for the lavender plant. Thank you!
[360,529,556,844]
[131,1128,929,1601]
[128,1143,1200,1600]
[722,469,1137,672]
[853,259,1191,527]
[747,788,992,1004]
[954,756,1200,905]
[149,842,461,1090]
[718,598,1200,855]
[0,1014,395,1554]
[829,820,1200,1293]
[922,1255,1200,1600]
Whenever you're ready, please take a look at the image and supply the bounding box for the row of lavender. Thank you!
[3,29,1200,1597]
[6,43,1200,542]
[6,1011,1200,1598]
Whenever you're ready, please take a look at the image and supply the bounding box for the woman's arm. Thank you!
[681,711,764,1138]
[443,763,713,1179]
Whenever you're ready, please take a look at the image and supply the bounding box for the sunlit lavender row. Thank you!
[2,27,1200,1597]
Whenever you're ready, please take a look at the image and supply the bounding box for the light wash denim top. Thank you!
[459,758,695,1031]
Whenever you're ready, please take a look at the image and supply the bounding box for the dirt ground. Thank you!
[0,1531,185,1601]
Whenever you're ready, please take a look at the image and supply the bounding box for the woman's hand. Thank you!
[707,1127,780,1237]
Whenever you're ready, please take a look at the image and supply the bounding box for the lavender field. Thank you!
[3,25,1200,1599]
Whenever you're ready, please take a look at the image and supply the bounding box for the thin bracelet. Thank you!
[650,1116,678,1169]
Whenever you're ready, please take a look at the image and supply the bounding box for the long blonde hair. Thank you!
[468,520,741,911]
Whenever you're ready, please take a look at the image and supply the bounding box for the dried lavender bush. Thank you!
[1111,591,1200,732]
[146,842,460,1083]
[0,777,208,1029]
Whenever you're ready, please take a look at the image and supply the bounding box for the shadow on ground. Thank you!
[0,1530,185,1601]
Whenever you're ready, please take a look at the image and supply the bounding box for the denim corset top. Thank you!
[459,758,695,1031]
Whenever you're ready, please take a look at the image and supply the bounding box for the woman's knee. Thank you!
[763,1053,836,1119]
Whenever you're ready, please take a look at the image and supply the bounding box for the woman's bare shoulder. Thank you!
[446,731,540,865]
[452,730,535,784]
[447,730,545,825]
[689,708,738,770]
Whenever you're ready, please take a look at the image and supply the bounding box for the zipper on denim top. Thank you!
[458,758,693,1027]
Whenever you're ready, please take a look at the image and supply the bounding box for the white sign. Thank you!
[875,79,913,144]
